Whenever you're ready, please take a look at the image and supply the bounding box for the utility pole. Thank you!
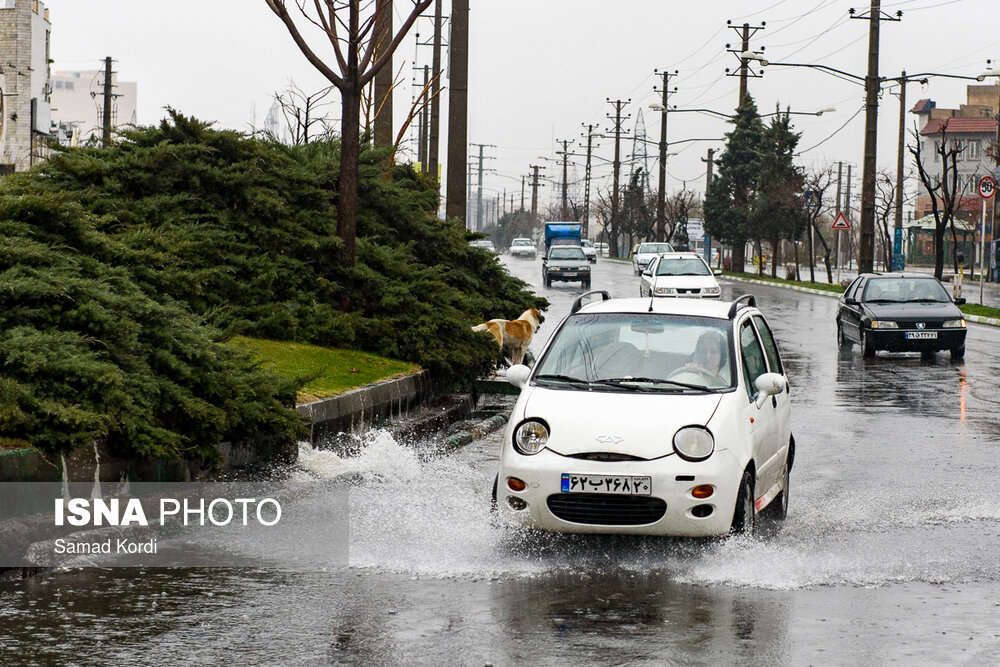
[582,123,597,240]
[470,143,495,231]
[373,0,393,148]
[529,165,545,217]
[466,161,474,230]
[607,98,631,258]
[555,139,571,219]
[703,147,715,265]
[725,21,764,270]
[445,0,469,225]
[852,0,901,274]
[102,56,113,147]
[842,163,853,281]
[428,0,444,181]
[416,65,430,168]
[893,70,912,272]
[655,69,677,242]
[521,175,526,211]
[726,21,765,105]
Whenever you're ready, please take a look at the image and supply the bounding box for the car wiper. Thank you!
[595,377,714,392]
[864,298,896,303]
[911,298,944,303]
[534,374,591,387]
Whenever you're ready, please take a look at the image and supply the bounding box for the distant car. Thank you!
[495,292,793,536]
[470,239,498,254]
[632,242,675,275]
[639,252,722,299]
[595,242,609,257]
[836,273,967,360]
[542,245,591,288]
[580,239,598,263]
[509,237,537,260]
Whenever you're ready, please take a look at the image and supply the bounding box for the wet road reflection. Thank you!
[4,259,1000,665]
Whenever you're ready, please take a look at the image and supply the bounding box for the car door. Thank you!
[840,277,866,342]
[641,257,657,296]
[737,316,781,497]
[752,314,791,489]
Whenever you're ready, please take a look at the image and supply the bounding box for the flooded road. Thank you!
[3,258,1000,665]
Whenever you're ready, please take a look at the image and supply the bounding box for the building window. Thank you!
[64,81,73,91]
[967,140,980,160]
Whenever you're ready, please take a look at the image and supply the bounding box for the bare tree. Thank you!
[663,189,699,249]
[273,81,338,145]
[803,166,837,284]
[909,123,964,279]
[266,0,433,268]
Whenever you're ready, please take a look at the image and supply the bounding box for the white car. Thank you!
[509,237,537,260]
[639,252,722,299]
[595,242,609,257]
[632,242,674,275]
[580,239,598,263]
[494,292,793,537]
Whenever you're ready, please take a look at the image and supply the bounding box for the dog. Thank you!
[498,308,544,366]
[471,321,504,350]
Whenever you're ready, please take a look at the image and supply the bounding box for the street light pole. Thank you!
[858,0,885,275]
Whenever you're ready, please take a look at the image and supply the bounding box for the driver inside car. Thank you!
[683,331,728,385]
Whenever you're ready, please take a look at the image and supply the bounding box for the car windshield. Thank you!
[534,313,734,392]
[550,247,586,260]
[864,278,950,303]
[656,257,711,276]
[638,243,674,254]
[512,239,532,246]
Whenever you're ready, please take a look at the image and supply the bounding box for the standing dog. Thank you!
[472,321,504,350]
[499,308,544,366]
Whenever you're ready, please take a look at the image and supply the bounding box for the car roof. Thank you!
[859,272,939,280]
[575,296,736,320]
[656,252,706,260]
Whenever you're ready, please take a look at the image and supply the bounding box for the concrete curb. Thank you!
[441,414,509,451]
[721,275,1000,328]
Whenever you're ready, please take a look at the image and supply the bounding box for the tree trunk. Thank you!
[934,220,945,280]
[339,87,362,268]
[732,238,746,273]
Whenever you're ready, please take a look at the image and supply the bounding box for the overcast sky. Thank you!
[45,0,1000,220]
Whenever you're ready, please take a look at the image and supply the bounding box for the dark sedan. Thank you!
[542,246,591,288]
[836,273,967,360]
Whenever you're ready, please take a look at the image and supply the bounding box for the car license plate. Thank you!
[905,331,937,340]
[561,473,652,495]
[564,272,577,277]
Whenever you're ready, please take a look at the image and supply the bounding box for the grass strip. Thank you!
[229,336,421,403]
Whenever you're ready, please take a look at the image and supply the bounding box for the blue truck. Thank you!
[543,222,582,251]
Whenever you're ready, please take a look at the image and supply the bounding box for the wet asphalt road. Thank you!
[3,255,1000,665]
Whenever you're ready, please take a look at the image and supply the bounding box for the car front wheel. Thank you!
[730,471,756,535]
[836,321,850,349]
[860,329,875,358]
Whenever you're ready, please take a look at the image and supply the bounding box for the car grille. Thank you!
[895,321,943,329]
[547,493,667,525]
[676,288,701,294]
[568,452,646,462]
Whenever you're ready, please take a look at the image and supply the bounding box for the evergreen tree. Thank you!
[752,110,807,277]
[704,94,766,272]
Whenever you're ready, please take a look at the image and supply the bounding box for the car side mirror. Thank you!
[844,296,858,305]
[954,297,966,305]
[642,269,653,276]
[713,269,722,276]
[506,364,531,389]
[754,373,786,406]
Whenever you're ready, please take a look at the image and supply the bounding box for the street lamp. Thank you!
[650,103,836,118]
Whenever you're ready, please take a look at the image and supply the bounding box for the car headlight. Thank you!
[654,286,677,295]
[942,319,966,328]
[673,426,714,461]
[514,419,549,455]
[703,286,721,295]
[580,265,591,271]
[870,320,898,329]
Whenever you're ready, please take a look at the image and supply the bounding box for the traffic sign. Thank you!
[979,175,996,200]
[831,212,850,230]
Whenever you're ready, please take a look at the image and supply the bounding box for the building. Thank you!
[912,84,999,225]
[49,69,138,146]
[0,0,51,172]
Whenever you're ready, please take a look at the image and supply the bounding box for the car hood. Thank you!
[864,301,962,320]
[635,253,658,263]
[519,386,723,459]
[651,275,718,288]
